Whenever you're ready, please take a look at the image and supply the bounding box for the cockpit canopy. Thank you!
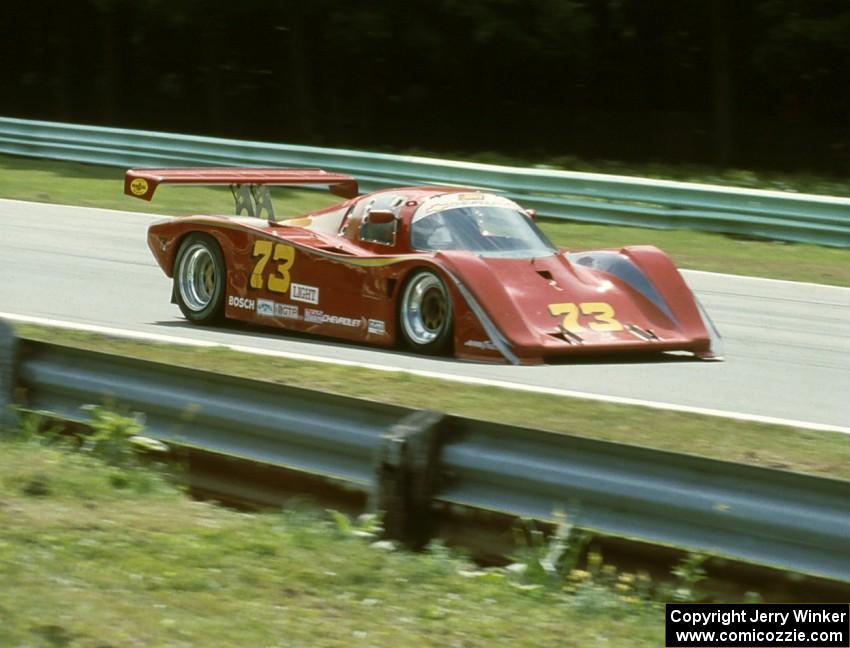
[411,193,557,258]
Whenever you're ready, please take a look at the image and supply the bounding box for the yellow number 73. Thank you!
[548,302,623,332]
[250,240,295,293]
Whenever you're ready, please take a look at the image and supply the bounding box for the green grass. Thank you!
[0,434,665,647]
[1,153,849,286]
[16,323,850,482]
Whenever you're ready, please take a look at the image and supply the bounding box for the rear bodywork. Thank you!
[130,168,721,365]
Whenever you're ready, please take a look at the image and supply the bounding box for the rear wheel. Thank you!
[399,270,453,354]
[173,233,226,324]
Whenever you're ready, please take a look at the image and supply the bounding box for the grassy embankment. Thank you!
[1,153,848,286]
[0,426,672,647]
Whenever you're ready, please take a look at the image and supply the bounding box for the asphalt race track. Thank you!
[1,198,848,431]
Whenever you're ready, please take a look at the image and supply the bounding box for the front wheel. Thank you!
[399,270,453,354]
[173,233,226,324]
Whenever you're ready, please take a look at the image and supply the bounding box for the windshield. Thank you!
[410,206,557,258]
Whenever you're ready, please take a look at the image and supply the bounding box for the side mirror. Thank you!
[366,209,396,225]
[525,209,537,220]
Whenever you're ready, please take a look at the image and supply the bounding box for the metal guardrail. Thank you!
[1,116,849,247]
[4,327,848,583]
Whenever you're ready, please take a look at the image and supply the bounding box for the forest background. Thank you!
[2,1,847,174]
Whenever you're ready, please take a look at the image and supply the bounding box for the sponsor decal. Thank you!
[303,309,362,328]
[228,295,255,310]
[464,339,497,351]
[274,303,299,319]
[367,319,386,335]
[290,283,319,305]
[325,314,361,328]
[304,308,324,324]
[256,299,275,317]
[419,191,521,216]
[129,177,148,196]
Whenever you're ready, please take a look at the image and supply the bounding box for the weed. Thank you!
[328,510,384,540]
[667,553,709,602]
[508,511,590,587]
[79,404,146,467]
[6,409,65,443]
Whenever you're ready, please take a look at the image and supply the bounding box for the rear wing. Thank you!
[124,168,359,220]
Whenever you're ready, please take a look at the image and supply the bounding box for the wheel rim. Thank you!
[401,273,449,345]
[178,243,217,312]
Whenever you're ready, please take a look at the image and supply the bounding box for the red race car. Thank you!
[125,168,722,365]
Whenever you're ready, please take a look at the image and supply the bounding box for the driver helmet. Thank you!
[418,212,453,247]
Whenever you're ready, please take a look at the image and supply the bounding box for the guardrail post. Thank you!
[0,319,19,428]
[374,409,446,549]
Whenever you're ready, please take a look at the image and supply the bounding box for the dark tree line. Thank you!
[2,0,848,172]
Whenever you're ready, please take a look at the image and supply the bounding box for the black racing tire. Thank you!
[398,269,453,354]
[173,233,226,324]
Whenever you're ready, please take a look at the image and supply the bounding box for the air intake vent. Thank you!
[537,270,562,290]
